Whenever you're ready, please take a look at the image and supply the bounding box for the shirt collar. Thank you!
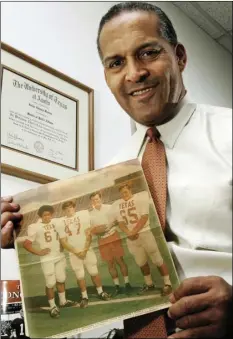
[136,94,196,149]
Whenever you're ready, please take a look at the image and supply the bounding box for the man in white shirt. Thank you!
[1,1,232,338]
[59,200,110,308]
[113,183,172,296]
[89,191,131,296]
[23,205,76,318]
[95,2,232,338]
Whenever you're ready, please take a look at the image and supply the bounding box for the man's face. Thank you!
[65,206,76,217]
[41,211,52,224]
[120,187,132,201]
[91,194,102,209]
[100,11,186,126]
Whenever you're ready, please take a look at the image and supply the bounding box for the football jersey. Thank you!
[11,317,25,338]
[90,204,116,239]
[113,191,150,232]
[27,218,64,262]
[59,210,91,250]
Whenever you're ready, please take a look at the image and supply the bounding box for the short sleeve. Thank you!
[27,224,37,242]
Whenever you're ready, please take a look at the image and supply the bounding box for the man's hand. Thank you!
[73,248,87,259]
[1,196,23,249]
[127,229,139,240]
[127,233,139,241]
[77,250,87,259]
[39,248,51,256]
[167,276,232,338]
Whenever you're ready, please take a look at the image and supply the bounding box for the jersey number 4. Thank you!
[65,224,81,236]
[120,207,139,225]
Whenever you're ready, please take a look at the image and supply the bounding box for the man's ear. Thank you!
[104,69,109,86]
[175,43,187,72]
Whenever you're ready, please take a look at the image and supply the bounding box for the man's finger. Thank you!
[1,201,20,214]
[175,308,213,329]
[168,292,211,319]
[168,324,220,339]
[1,221,14,249]
[1,196,13,203]
[1,212,23,227]
[171,277,211,301]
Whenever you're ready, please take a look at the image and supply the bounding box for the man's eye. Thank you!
[140,49,161,59]
[109,59,123,68]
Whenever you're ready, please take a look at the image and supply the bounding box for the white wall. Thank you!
[1,2,232,337]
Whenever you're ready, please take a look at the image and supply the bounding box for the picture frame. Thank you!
[1,42,94,184]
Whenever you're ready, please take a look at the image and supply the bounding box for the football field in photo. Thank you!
[17,209,179,338]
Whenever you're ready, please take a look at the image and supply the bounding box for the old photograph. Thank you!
[14,159,179,338]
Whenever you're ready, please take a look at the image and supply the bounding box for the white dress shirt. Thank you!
[111,95,232,285]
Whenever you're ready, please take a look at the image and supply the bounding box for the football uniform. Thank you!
[11,317,25,338]
[90,204,124,261]
[114,191,163,267]
[58,210,98,280]
[26,218,66,288]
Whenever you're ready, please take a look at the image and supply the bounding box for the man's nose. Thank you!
[125,59,149,83]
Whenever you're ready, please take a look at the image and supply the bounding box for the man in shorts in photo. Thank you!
[90,191,131,295]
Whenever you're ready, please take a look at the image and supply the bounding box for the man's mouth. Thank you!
[131,87,153,96]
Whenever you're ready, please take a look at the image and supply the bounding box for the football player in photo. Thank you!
[59,201,110,308]
[23,205,76,319]
[89,192,132,296]
[10,309,30,339]
[113,183,172,296]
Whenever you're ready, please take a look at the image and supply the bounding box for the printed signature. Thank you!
[7,132,24,142]
[48,149,63,161]
[7,141,29,150]
[6,133,29,150]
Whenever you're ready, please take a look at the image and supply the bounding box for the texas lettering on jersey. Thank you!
[115,193,149,232]
[60,211,91,250]
[27,219,63,257]
[118,199,139,227]
[63,214,81,236]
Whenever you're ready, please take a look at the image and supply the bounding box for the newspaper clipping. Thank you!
[1,280,29,339]
[14,159,179,338]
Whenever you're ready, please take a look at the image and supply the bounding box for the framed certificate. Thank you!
[1,43,94,184]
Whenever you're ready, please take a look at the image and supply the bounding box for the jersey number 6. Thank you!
[44,231,59,242]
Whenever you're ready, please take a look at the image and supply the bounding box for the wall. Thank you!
[1,2,232,336]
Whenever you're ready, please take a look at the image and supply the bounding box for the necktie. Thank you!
[124,127,171,338]
[142,127,167,231]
